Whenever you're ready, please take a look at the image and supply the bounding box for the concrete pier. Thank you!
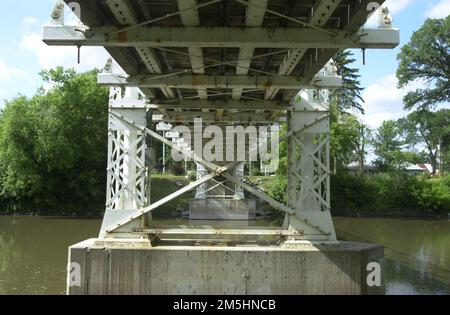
[67,239,384,295]
[189,199,256,220]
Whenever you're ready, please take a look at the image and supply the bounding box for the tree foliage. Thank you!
[372,109,450,174]
[0,67,109,214]
[396,16,450,110]
[372,120,407,170]
[329,50,369,172]
[331,172,450,217]
[398,109,450,174]
[330,103,371,172]
[332,50,365,114]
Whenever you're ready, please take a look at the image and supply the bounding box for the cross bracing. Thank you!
[44,0,397,244]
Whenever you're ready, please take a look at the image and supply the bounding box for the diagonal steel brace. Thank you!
[108,111,326,234]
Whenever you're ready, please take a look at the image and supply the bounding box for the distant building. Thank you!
[414,163,439,176]
[404,163,427,176]
[346,162,380,176]
[346,162,434,176]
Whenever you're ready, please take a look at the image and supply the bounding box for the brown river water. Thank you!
[0,216,449,295]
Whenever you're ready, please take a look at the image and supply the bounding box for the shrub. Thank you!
[331,172,377,215]
[331,172,450,217]
[265,171,449,218]
[266,176,288,204]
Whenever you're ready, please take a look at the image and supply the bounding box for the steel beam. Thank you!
[300,0,387,84]
[139,228,300,236]
[232,0,268,100]
[162,111,284,124]
[265,0,342,100]
[43,26,400,49]
[136,228,305,241]
[98,73,343,90]
[105,0,174,99]
[149,99,287,111]
[178,0,208,101]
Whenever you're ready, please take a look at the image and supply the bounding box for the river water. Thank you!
[0,216,449,295]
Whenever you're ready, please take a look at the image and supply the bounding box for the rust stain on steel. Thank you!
[191,74,200,87]
[173,116,184,122]
[116,31,127,43]
[263,81,272,89]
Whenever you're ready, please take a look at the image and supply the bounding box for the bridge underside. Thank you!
[43,0,398,245]
[43,0,398,295]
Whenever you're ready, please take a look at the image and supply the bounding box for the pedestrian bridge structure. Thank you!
[44,0,398,295]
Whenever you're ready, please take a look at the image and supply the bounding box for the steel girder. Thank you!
[43,25,400,49]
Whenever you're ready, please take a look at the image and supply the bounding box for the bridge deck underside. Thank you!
[68,0,383,123]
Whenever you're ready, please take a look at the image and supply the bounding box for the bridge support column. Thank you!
[100,86,150,237]
[284,88,336,242]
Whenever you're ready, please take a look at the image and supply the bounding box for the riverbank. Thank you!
[253,173,450,219]
[1,173,449,219]
[330,172,450,219]
[0,174,193,218]
[331,209,449,219]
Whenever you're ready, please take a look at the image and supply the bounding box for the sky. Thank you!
[0,0,449,129]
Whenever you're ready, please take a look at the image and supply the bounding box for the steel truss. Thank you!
[284,89,336,240]
[101,82,337,243]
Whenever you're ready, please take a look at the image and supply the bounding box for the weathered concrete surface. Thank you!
[189,199,256,220]
[67,239,384,295]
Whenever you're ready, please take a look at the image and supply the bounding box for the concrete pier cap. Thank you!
[67,239,384,295]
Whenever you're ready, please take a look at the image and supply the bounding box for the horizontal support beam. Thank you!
[117,228,315,240]
[107,228,319,241]
[139,228,302,237]
[162,111,286,123]
[109,99,287,111]
[151,99,287,111]
[98,73,342,90]
[43,26,400,49]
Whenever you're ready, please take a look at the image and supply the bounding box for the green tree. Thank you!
[354,123,372,176]
[269,50,367,207]
[396,16,450,110]
[329,103,371,173]
[442,150,450,174]
[372,120,406,170]
[399,109,450,175]
[332,50,365,114]
[0,67,109,213]
[329,50,368,173]
[398,150,430,165]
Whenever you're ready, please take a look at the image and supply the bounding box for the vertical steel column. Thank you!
[100,86,150,236]
[285,86,336,241]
